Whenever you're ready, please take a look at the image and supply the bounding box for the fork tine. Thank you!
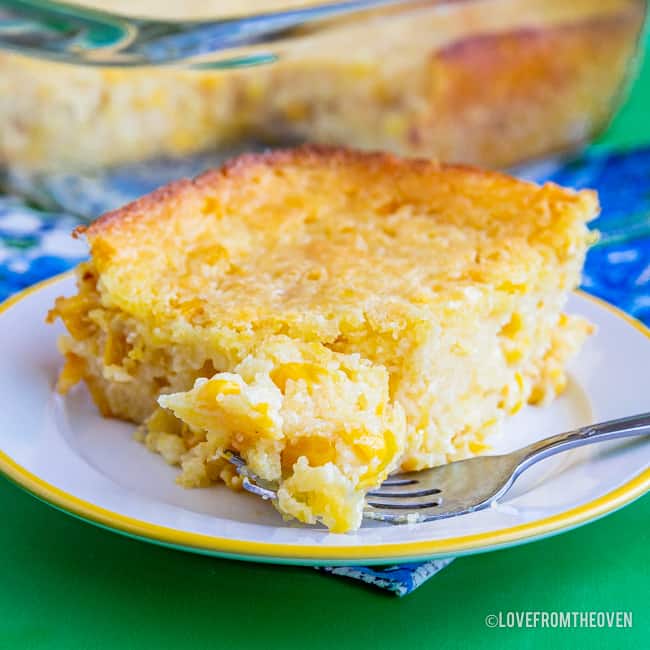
[381,477,419,487]
[367,487,441,498]
[241,476,277,501]
[366,492,443,509]
[222,449,263,481]
[384,470,424,483]
[223,448,482,525]
[366,500,441,511]
[363,503,444,524]
[364,503,454,524]
[223,449,279,497]
[222,449,246,468]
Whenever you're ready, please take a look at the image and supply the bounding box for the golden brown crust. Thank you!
[85,178,195,238]
[412,7,643,165]
[84,146,421,238]
[85,144,591,242]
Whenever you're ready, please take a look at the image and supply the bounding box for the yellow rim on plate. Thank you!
[0,273,648,563]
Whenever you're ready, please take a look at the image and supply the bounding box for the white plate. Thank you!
[0,274,648,565]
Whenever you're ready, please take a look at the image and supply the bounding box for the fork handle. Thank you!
[515,411,650,471]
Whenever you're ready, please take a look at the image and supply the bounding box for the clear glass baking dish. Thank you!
[0,0,646,198]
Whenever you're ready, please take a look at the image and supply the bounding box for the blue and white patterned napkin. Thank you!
[1,146,649,595]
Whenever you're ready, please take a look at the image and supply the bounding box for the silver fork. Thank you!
[223,412,650,524]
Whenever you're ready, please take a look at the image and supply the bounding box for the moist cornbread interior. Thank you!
[49,147,597,532]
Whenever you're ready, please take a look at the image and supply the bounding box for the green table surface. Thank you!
[2,26,650,650]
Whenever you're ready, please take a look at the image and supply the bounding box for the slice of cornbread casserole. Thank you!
[49,146,597,532]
